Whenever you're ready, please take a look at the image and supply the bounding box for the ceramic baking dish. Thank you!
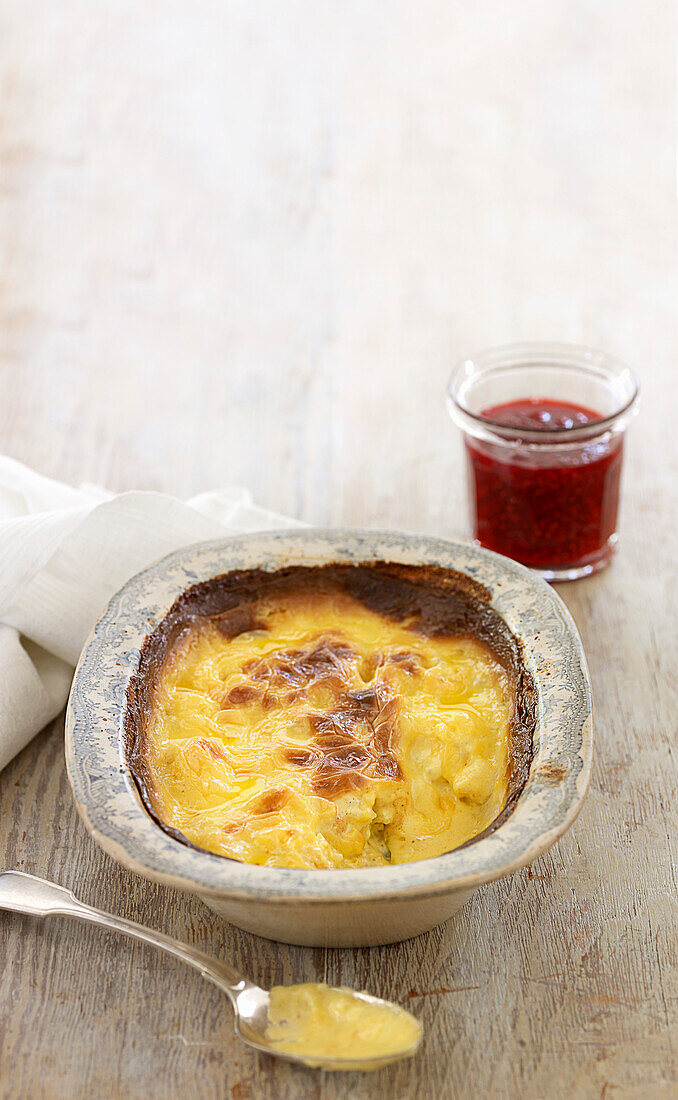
[65,529,592,947]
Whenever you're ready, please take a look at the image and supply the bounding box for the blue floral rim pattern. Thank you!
[65,530,592,902]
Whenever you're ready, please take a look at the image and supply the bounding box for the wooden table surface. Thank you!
[1,3,676,1097]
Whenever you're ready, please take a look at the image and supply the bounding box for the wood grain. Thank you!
[1,1,677,1096]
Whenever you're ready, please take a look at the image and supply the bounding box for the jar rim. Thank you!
[447,342,640,442]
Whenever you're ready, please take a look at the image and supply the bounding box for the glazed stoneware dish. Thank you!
[65,530,592,947]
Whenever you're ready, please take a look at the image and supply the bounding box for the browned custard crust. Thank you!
[125,563,536,866]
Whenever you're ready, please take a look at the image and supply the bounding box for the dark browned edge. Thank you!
[123,562,537,864]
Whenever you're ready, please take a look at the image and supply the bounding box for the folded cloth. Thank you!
[0,455,302,772]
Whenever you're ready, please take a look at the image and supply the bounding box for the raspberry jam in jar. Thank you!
[448,345,639,581]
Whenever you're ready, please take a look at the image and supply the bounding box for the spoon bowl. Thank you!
[234,984,422,1071]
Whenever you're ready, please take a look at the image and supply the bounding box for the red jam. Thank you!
[465,398,623,572]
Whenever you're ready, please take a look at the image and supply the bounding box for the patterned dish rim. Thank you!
[65,529,593,903]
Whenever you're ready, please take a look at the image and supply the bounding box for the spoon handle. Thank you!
[0,871,247,1001]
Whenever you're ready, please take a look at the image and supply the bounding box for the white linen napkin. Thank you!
[0,455,302,772]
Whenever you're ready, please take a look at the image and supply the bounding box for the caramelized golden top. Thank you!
[265,984,422,1070]
[140,588,513,868]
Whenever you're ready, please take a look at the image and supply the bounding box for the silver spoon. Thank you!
[0,870,421,1071]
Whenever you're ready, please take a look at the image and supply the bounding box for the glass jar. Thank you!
[447,343,640,581]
